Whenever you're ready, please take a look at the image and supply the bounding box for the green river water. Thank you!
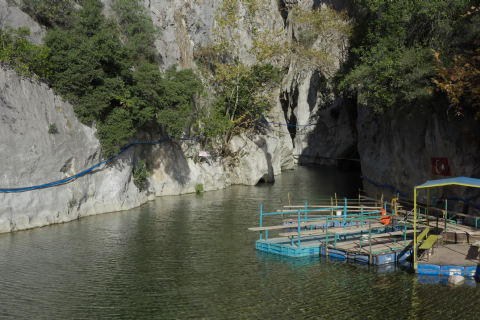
[0,166,479,319]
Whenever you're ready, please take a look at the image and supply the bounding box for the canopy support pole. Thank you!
[414,188,417,270]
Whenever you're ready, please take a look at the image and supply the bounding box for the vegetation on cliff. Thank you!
[194,0,350,151]
[434,7,480,120]
[45,0,202,156]
[12,0,202,157]
[0,26,51,77]
[339,0,480,116]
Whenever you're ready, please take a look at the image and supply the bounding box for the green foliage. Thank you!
[339,0,480,113]
[195,183,204,193]
[434,8,480,120]
[22,0,76,28]
[0,26,51,77]
[155,66,204,136]
[197,62,283,148]
[133,159,151,189]
[112,0,160,62]
[43,0,202,156]
[48,123,57,133]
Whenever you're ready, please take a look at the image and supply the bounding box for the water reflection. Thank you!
[0,166,479,319]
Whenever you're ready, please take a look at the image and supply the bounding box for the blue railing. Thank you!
[259,199,388,247]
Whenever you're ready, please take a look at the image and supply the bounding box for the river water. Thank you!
[1,166,479,319]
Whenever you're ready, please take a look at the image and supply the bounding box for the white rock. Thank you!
[448,275,465,285]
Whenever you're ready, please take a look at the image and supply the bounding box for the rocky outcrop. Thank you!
[0,0,45,44]
[0,0,297,232]
[357,105,480,218]
[4,0,478,234]
[0,68,149,232]
[0,60,293,232]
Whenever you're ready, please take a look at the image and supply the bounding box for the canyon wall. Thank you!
[1,0,479,233]
[0,0,295,232]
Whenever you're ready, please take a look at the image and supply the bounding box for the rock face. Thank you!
[0,68,149,232]
[0,0,296,233]
[0,0,46,44]
[2,0,479,234]
[357,105,480,219]
[0,65,293,232]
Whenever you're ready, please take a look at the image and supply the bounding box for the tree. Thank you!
[339,0,480,114]
[433,6,480,120]
[44,0,202,156]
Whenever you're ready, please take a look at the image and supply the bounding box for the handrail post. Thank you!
[445,199,448,231]
[331,197,333,216]
[305,202,308,223]
[369,222,372,254]
[361,205,364,225]
[427,188,430,227]
[260,204,263,240]
[326,216,329,247]
[297,209,301,247]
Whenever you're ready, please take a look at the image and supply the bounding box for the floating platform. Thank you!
[255,232,415,265]
[417,244,480,277]
[250,198,416,267]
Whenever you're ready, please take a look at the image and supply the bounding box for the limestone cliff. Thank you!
[357,106,480,219]
[0,0,295,232]
[2,0,479,234]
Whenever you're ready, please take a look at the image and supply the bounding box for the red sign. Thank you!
[431,158,452,176]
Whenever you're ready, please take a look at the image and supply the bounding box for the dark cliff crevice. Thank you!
[280,88,298,146]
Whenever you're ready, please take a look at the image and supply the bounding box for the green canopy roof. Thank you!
[415,176,480,189]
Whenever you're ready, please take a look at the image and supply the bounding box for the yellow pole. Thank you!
[335,193,338,206]
[331,197,333,216]
[288,193,291,206]
[427,188,430,227]
[414,188,417,270]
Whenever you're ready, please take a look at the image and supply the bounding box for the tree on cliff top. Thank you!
[339,0,480,114]
[434,7,480,120]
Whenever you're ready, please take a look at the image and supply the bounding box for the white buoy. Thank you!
[336,210,342,216]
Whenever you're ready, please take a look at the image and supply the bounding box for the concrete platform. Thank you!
[418,244,480,267]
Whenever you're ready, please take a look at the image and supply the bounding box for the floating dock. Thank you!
[361,181,480,278]
[250,185,480,277]
[249,198,417,265]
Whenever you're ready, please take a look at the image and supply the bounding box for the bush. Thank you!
[48,123,57,133]
[0,26,51,77]
[339,0,480,113]
[22,0,76,28]
[195,183,204,194]
[133,159,152,189]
